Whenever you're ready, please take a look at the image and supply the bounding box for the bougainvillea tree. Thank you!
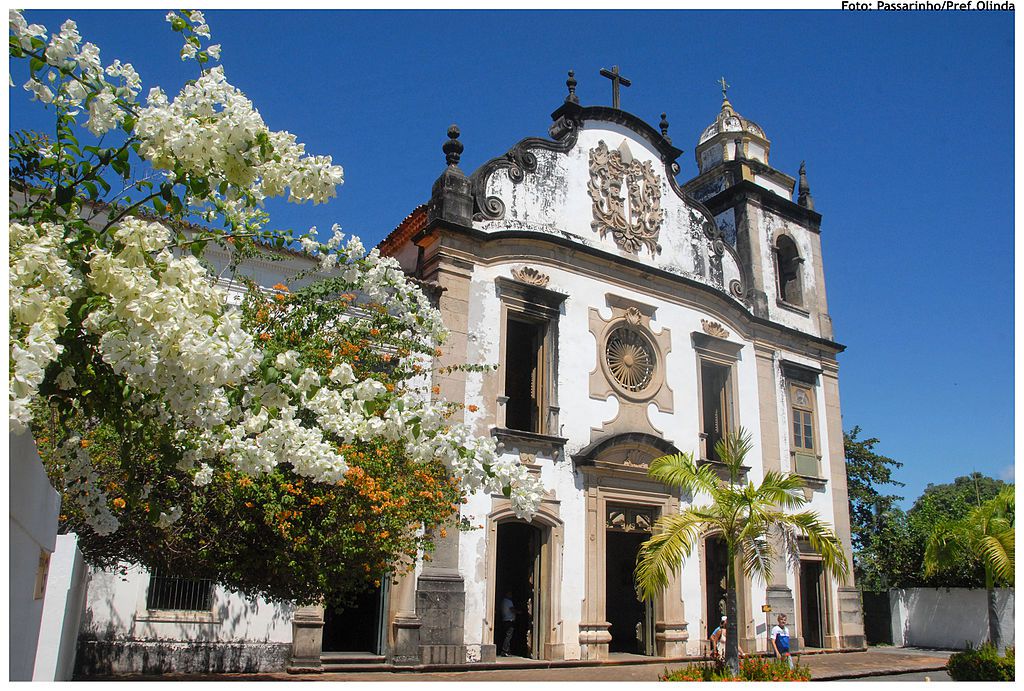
[9,9,541,604]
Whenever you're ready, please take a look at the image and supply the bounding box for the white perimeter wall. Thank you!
[82,565,295,644]
[34,533,89,680]
[9,431,61,680]
[889,588,1014,650]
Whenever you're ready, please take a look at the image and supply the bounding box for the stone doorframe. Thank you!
[794,554,837,650]
[576,466,688,660]
[482,497,565,661]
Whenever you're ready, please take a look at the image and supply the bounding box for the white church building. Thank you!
[74,78,865,674]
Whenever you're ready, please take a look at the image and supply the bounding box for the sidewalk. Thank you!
[84,646,954,682]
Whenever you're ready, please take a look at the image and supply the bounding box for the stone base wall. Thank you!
[75,639,291,677]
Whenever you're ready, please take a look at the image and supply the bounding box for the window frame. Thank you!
[692,331,743,463]
[495,276,567,437]
[135,567,219,624]
[780,360,823,479]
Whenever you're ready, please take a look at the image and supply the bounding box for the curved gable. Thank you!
[468,106,752,309]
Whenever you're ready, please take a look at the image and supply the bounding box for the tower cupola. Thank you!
[694,82,771,174]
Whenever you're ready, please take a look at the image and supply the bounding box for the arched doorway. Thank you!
[484,499,564,661]
[494,522,543,658]
[574,432,689,660]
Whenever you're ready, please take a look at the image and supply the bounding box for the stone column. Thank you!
[416,526,466,665]
[822,361,865,649]
[753,344,796,652]
[389,568,422,666]
[287,604,324,673]
[414,240,471,666]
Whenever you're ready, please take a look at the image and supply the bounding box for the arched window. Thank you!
[775,236,803,306]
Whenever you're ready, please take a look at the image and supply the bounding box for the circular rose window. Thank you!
[605,326,657,394]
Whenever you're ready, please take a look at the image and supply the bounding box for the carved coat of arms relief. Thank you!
[587,140,665,256]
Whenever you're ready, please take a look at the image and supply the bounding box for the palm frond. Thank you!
[923,519,969,577]
[978,530,1014,585]
[738,532,775,585]
[648,451,719,496]
[713,428,753,481]
[780,511,849,581]
[754,471,807,510]
[636,510,706,601]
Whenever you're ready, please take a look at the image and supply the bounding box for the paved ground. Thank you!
[89,646,954,682]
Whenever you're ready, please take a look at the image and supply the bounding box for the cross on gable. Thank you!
[599,65,632,109]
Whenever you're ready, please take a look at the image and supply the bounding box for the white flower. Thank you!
[180,42,197,61]
[23,78,53,103]
[353,378,386,401]
[275,350,300,372]
[194,463,214,486]
[55,367,76,390]
[206,44,221,60]
[329,363,354,386]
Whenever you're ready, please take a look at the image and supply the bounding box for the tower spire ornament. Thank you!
[443,124,463,167]
[599,65,631,109]
[798,160,815,210]
[566,69,579,104]
[718,76,733,111]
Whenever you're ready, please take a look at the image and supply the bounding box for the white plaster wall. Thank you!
[457,258,783,659]
[34,533,89,680]
[477,124,745,301]
[889,588,1015,650]
[752,174,791,198]
[9,431,61,681]
[81,564,294,644]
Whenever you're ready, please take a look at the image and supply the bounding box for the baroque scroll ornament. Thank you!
[587,140,665,256]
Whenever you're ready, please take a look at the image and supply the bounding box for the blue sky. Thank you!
[9,8,1015,507]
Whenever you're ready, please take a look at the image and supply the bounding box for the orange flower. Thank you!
[466,404,478,413]
[274,293,286,302]
[431,385,440,395]
[112,497,126,509]
[80,439,91,448]
[434,348,443,357]
[354,522,366,533]
[272,283,289,292]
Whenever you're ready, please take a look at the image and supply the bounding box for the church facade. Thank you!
[76,80,865,674]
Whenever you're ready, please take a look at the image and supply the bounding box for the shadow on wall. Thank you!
[891,588,1015,650]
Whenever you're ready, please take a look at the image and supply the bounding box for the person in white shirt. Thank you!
[770,613,794,669]
[709,615,727,655]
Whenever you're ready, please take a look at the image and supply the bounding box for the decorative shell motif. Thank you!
[587,140,664,256]
[605,327,656,392]
[701,319,731,339]
[625,306,643,325]
[511,266,550,287]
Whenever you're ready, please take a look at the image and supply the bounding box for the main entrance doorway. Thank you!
[799,561,824,649]
[605,505,655,655]
[704,535,728,640]
[494,522,544,658]
[322,582,389,655]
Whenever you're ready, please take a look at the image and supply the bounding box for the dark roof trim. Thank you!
[550,102,684,163]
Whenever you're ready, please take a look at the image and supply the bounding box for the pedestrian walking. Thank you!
[770,613,794,669]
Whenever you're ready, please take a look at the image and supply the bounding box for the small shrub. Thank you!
[661,655,811,682]
[946,643,1014,681]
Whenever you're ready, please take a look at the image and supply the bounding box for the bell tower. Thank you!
[682,86,833,340]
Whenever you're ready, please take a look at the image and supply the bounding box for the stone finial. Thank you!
[659,112,671,143]
[798,160,815,210]
[566,69,579,104]
[443,124,463,167]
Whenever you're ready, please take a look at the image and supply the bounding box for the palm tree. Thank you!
[635,428,849,675]
[924,485,1014,651]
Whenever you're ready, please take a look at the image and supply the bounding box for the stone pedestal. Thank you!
[655,620,689,658]
[287,605,324,673]
[416,572,466,665]
[837,586,867,649]
[388,568,422,667]
[765,585,796,650]
[578,621,612,660]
